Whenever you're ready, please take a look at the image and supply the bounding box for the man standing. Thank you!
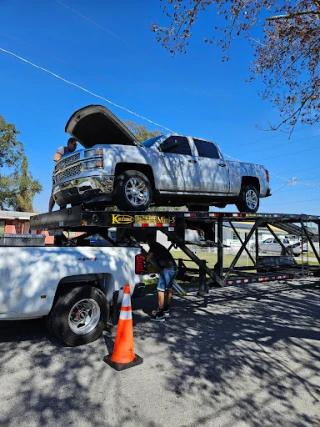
[144,234,178,322]
[48,137,77,212]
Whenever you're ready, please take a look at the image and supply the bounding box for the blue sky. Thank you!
[0,0,319,214]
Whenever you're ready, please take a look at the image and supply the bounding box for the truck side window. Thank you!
[193,139,220,159]
[160,136,192,155]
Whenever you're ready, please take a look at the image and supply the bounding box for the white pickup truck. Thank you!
[52,104,271,213]
[0,234,143,346]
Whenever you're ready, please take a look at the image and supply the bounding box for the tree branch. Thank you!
[267,10,319,21]
[271,89,318,136]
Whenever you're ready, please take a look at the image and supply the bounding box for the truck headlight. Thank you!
[84,148,104,158]
[83,160,104,170]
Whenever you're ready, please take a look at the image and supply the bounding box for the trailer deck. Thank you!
[30,207,320,295]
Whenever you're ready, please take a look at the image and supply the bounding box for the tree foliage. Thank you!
[0,115,42,212]
[0,115,24,169]
[15,156,43,212]
[124,120,162,142]
[152,1,320,132]
[0,155,42,212]
[0,174,16,210]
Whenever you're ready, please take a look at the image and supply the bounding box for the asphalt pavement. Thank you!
[0,278,319,427]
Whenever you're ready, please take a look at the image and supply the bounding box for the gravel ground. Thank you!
[0,278,319,427]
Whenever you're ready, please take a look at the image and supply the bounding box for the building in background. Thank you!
[0,210,53,244]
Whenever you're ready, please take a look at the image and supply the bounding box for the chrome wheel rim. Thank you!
[68,298,101,335]
[246,189,258,210]
[125,177,149,206]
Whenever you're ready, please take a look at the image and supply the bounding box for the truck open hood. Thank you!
[65,105,141,148]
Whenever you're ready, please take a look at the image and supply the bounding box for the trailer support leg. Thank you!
[198,261,208,296]
[216,217,224,281]
[255,226,259,263]
[301,222,320,263]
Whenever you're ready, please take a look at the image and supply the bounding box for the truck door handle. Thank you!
[188,159,197,163]
[219,163,226,167]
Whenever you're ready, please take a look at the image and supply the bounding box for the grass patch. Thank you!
[172,250,255,268]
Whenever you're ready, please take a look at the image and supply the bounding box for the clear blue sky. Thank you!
[1,0,319,214]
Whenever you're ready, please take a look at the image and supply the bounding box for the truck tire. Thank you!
[49,285,109,346]
[114,170,152,211]
[236,185,259,213]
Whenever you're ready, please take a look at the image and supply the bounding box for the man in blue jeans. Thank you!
[144,234,178,322]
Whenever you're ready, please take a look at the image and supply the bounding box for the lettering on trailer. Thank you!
[134,215,174,225]
[111,214,175,225]
[111,214,134,225]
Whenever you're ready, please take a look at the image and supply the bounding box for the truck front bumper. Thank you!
[53,175,114,206]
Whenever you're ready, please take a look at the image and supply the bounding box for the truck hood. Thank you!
[65,105,142,148]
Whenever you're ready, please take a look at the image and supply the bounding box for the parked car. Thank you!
[251,237,302,257]
[287,237,308,253]
[52,105,271,213]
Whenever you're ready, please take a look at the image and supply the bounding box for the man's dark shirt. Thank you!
[148,242,177,270]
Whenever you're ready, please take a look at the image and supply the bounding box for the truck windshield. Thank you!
[142,135,164,148]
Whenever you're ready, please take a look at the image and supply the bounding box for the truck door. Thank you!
[192,138,229,194]
[157,136,200,191]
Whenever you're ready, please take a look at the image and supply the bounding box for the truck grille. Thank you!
[55,152,80,171]
[55,163,82,182]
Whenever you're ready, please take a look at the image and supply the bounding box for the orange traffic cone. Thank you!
[104,284,143,371]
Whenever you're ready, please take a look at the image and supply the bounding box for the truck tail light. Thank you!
[266,170,270,183]
[135,254,144,274]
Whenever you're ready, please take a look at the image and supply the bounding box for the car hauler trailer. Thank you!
[30,207,320,297]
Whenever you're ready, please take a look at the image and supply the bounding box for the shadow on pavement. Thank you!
[0,278,319,426]
[131,278,320,427]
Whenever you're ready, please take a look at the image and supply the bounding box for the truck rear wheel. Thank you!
[115,170,152,211]
[236,185,259,213]
[49,285,109,346]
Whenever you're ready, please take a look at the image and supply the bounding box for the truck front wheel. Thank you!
[114,170,152,211]
[236,185,259,213]
[49,285,109,346]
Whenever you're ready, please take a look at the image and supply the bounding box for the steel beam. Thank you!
[162,230,224,287]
